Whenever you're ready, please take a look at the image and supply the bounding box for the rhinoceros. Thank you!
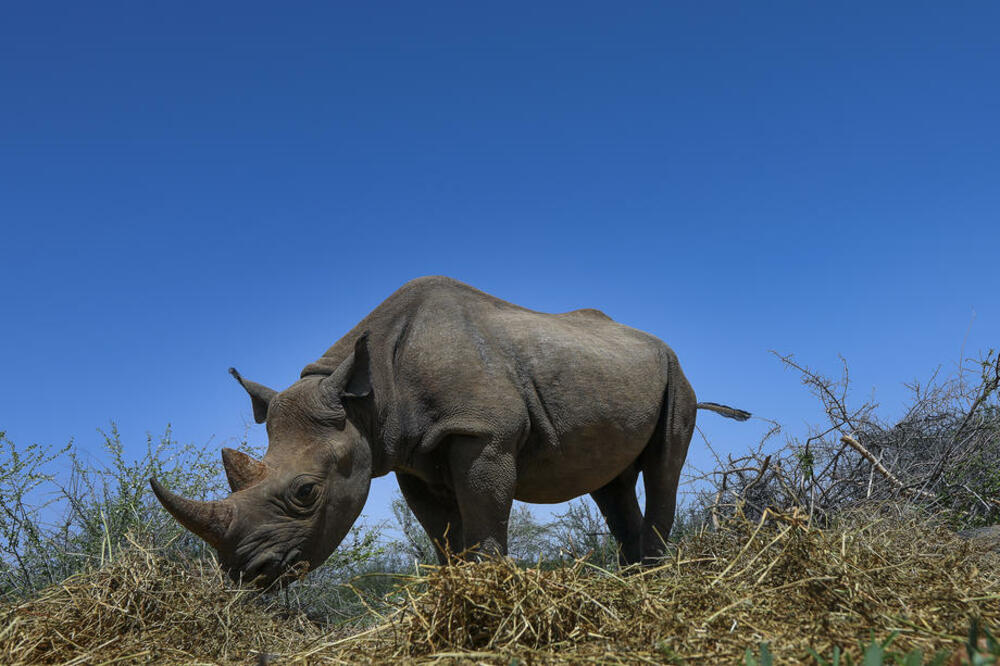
[151,276,749,586]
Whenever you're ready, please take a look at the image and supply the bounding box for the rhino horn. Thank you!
[221,448,267,492]
[149,477,233,549]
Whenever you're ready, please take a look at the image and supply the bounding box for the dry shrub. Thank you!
[0,537,319,665]
[306,508,1000,664]
[697,351,1000,531]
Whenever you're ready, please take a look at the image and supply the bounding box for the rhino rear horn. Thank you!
[149,477,233,549]
[221,448,267,492]
[229,368,278,424]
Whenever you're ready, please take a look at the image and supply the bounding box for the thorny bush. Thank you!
[693,350,1000,530]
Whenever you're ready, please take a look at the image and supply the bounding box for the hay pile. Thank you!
[0,541,319,665]
[3,510,999,664]
[318,510,1000,664]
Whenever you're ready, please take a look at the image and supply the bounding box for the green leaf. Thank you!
[744,643,772,666]
[862,640,884,666]
[969,617,982,662]
[805,647,829,666]
[926,650,950,666]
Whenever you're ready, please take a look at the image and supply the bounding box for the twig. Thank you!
[841,436,935,500]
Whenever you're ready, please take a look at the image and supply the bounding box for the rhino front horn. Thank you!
[221,448,267,492]
[149,477,233,549]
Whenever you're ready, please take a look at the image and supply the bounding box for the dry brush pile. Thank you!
[2,509,999,664]
[323,508,1000,664]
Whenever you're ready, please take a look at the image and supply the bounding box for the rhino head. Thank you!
[150,334,374,588]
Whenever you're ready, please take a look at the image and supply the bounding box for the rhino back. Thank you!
[302,277,671,483]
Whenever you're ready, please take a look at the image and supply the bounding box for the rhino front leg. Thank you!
[396,472,464,565]
[447,434,517,558]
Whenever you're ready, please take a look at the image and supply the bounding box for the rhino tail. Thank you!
[697,402,751,421]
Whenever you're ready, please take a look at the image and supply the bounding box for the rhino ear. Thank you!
[321,332,372,404]
[229,368,277,424]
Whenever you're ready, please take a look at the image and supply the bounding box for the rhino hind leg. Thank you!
[590,464,643,566]
[639,370,698,564]
[396,472,464,565]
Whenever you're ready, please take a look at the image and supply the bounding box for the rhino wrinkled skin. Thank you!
[151,277,749,587]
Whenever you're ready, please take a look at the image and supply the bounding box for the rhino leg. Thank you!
[396,472,463,565]
[590,464,643,566]
[448,433,517,558]
[639,368,698,564]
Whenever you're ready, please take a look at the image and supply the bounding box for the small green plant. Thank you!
[654,639,685,664]
[744,642,773,666]
[743,623,1000,665]
[965,619,1000,666]
[803,623,1000,665]
[796,448,816,480]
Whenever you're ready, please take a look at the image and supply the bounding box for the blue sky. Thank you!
[2,3,998,524]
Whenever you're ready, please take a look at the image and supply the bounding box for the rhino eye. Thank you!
[294,483,316,503]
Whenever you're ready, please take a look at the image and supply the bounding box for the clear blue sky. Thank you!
[2,3,998,523]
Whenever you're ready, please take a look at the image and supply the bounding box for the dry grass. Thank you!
[0,536,320,665]
[3,510,999,665]
[316,507,1000,664]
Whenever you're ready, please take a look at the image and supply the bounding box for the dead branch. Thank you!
[840,435,936,500]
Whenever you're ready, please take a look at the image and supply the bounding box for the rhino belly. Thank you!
[513,418,657,504]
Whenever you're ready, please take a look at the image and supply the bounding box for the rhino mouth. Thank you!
[236,547,305,589]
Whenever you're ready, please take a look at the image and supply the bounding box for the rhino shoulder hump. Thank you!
[560,308,613,321]
[398,275,465,295]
